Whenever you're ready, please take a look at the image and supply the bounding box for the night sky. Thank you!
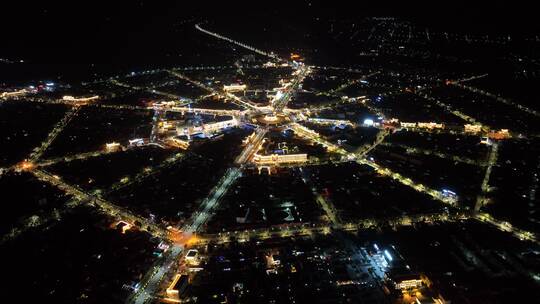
[1,1,538,63]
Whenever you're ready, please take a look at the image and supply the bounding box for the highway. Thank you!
[451,74,488,84]
[195,24,280,60]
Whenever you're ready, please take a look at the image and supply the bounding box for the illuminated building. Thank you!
[0,88,27,98]
[203,118,238,133]
[488,128,511,140]
[176,118,238,137]
[291,123,319,138]
[164,137,190,150]
[185,249,199,265]
[253,153,308,165]
[400,122,444,130]
[417,122,444,129]
[115,221,132,234]
[17,160,35,171]
[159,121,177,132]
[154,101,177,108]
[128,138,145,147]
[308,118,354,126]
[464,124,482,134]
[400,122,417,128]
[364,118,375,126]
[480,136,491,145]
[290,53,302,60]
[105,142,121,152]
[62,95,99,102]
[395,277,423,290]
[165,274,189,301]
[223,84,247,92]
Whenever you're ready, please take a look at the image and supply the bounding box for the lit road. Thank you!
[415,90,484,127]
[107,153,187,195]
[36,149,117,167]
[130,245,182,304]
[183,167,241,232]
[28,105,81,162]
[354,129,389,158]
[452,81,540,118]
[476,213,538,245]
[451,74,488,84]
[150,108,164,143]
[109,79,182,100]
[299,167,341,227]
[380,142,484,167]
[358,158,458,206]
[129,167,242,304]
[193,211,470,245]
[326,71,381,96]
[31,169,167,238]
[167,69,259,110]
[288,122,349,155]
[305,117,356,127]
[272,65,310,113]
[277,121,458,207]
[235,128,268,164]
[474,142,499,212]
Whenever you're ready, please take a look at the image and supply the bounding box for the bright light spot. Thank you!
[364,119,374,126]
[384,250,393,262]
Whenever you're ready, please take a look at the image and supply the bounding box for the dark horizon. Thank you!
[2,1,539,63]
